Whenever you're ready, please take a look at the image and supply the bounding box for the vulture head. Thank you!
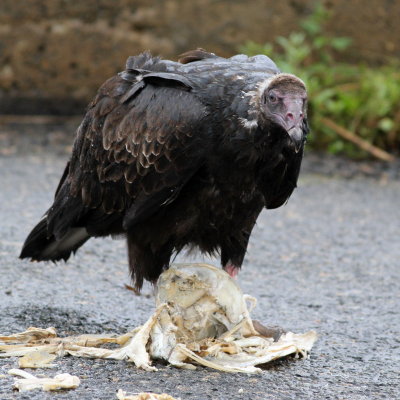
[255,73,308,153]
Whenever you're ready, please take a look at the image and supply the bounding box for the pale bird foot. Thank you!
[223,264,239,279]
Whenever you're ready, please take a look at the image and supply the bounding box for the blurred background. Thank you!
[0,0,399,159]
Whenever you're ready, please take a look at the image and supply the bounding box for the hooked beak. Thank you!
[271,108,305,153]
[287,125,304,153]
[283,99,305,153]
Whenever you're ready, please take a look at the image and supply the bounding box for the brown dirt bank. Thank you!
[1,0,399,114]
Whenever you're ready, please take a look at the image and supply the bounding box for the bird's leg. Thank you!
[223,263,240,279]
[127,234,174,291]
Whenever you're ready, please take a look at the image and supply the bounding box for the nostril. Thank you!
[286,112,294,120]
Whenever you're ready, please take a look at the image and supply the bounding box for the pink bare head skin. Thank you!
[261,74,307,152]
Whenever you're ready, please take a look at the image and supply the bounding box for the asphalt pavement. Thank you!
[0,121,399,399]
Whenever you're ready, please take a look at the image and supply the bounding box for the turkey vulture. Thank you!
[20,49,309,290]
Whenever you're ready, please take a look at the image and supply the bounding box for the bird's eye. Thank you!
[268,93,277,103]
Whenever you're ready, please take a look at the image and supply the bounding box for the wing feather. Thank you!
[68,73,209,228]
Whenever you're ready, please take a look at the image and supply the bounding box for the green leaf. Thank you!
[331,37,352,51]
[239,2,400,158]
[378,118,395,132]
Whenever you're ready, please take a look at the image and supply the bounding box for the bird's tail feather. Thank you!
[20,160,92,262]
[20,216,90,262]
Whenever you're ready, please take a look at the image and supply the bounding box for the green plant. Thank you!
[240,3,400,159]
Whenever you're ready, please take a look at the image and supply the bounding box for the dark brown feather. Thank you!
[178,48,218,64]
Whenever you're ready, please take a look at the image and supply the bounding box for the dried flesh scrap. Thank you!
[18,350,57,368]
[117,390,180,400]
[1,264,317,375]
[8,369,80,392]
